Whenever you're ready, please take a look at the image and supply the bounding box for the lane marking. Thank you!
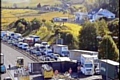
[7,70,16,80]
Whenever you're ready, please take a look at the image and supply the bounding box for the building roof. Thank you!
[97,8,115,15]
[88,8,100,14]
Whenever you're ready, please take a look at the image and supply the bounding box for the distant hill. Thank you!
[2,0,62,7]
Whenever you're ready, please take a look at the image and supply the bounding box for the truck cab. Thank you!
[80,54,94,75]
[16,57,24,68]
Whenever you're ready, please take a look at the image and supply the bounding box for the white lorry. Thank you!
[53,44,69,57]
[80,54,95,75]
[69,50,98,59]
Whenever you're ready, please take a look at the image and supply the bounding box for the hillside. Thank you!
[6,18,82,49]
[2,0,62,7]
[2,0,98,8]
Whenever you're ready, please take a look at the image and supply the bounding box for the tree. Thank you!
[108,18,119,49]
[31,18,41,30]
[79,22,98,51]
[97,20,110,37]
[37,3,41,8]
[107,0,119,17]
[42,19,46,27]
[15,22,24,33]
[99,35,119,61]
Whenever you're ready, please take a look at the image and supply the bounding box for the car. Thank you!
[0,65,6,73]
[21,43,29,50]
[17,42,23,49]
[3,77,12,80]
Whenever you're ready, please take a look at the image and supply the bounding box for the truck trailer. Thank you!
[100,59,119,80]
[53,44,69,57]
[69,50,98,61]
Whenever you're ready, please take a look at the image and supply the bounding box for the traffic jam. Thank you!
[1,30,119,80]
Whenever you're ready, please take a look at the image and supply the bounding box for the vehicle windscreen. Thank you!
[85,64,93,68]
[62,51,69,55]
[24,45,28,47]
[18,59,24,65]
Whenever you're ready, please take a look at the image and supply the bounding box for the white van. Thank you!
[17,42,23,49]
[29,35,40,43]
[21,43,29,50]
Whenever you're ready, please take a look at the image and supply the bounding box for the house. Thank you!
[74,12,88,23]
[53,17,69,22]
[88,8,115,22]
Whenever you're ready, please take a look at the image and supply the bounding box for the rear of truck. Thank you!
[100,59,119,80]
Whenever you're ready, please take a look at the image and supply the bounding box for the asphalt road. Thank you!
[1,42,34,79]
[1,42,102,80]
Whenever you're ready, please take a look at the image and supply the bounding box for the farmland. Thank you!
[2,0,61,7]
[1,9,74,28]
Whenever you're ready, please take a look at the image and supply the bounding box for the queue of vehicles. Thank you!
[1,31,119,80]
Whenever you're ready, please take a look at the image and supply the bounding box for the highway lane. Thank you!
[1,42,34,67]
[1,42,34,79]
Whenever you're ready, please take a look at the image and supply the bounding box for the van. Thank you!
[29,35,40,43]
[21,43,29,50]
[17,42,23,49]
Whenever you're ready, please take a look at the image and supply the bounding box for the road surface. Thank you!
[1,42,34,79]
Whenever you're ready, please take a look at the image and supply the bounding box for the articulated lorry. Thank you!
[100,59,119,80]
[69,50,100,74]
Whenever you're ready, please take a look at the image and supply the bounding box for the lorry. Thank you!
[53,44,69,57]
[28,63,42,74]
[29,35,41,43]
[80,54,95,75]
[69,50,98,61]
[100,59,119,80]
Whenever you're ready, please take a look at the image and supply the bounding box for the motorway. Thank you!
[1,42,102,80]
[1,42,34,80]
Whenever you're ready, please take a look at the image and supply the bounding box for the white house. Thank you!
[74,12,88,22]
[88,8,115,22]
